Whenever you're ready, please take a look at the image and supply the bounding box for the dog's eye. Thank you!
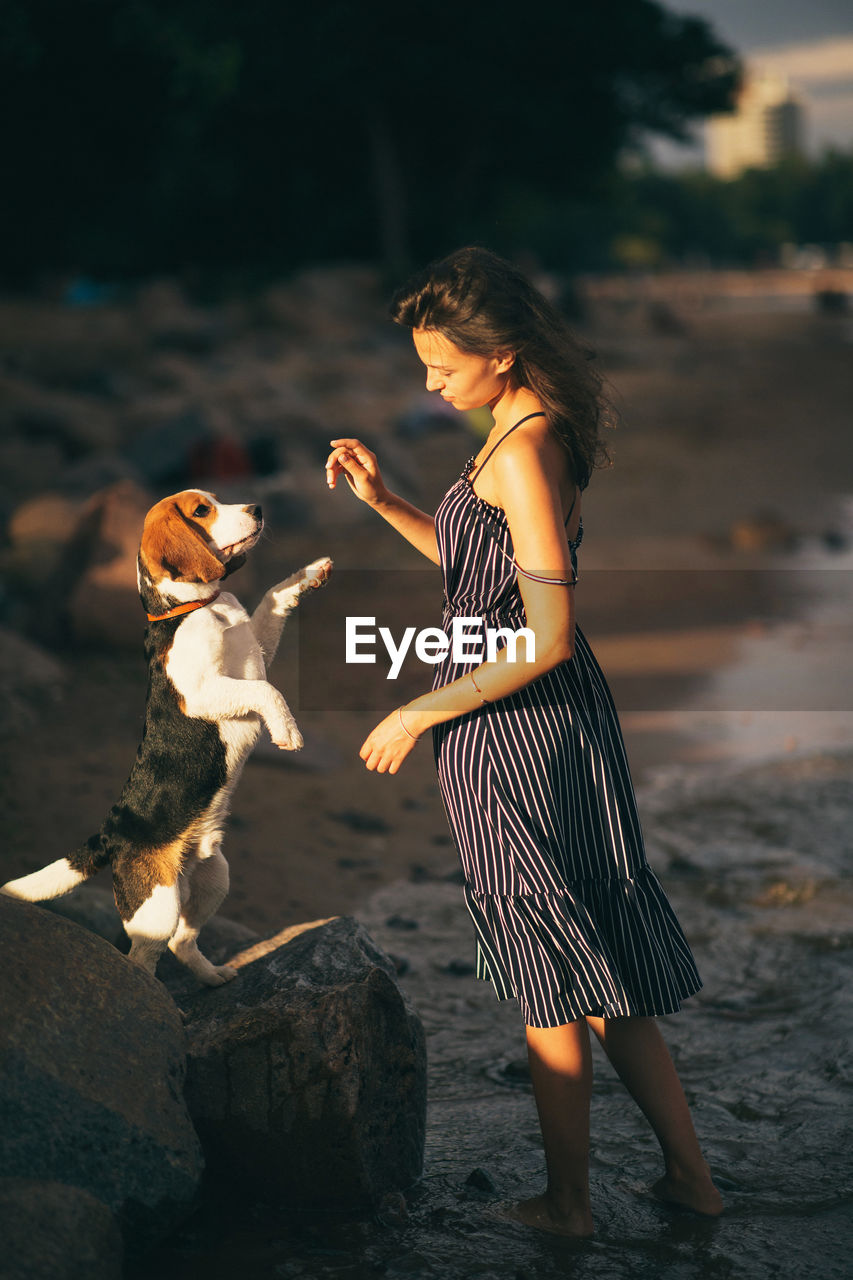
[193,504,210,518]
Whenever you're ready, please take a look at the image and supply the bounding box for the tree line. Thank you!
[605,152,853,270]
[0,0,739,283]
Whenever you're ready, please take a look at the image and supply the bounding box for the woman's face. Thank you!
[413,329,514,412]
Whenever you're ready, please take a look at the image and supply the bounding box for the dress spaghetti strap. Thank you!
[472,410,579,532]
[471,412,546,477]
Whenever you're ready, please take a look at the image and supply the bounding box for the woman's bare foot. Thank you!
[501,1194,594,1238]
[651,1168,724,1217]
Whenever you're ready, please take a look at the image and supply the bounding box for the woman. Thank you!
[325,247,722,1236]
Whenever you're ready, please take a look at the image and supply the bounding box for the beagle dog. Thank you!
[1,490,332,986]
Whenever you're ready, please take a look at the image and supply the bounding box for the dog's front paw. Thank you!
[300,556,333,590]
[273,557,333,601]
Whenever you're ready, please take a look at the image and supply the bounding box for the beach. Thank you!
[1,270,852,1276]
[3,277,852,929]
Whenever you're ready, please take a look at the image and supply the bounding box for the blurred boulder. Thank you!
[9,492,82,547]
[134,279,226,355]
[181,916,426,1208]
[3,479,152,648]
[0,897,204,1252]
[729,512,798,553]
[646,299,688,336]
[5,492,85,591]
[0,626,66,735]
[259,265,383,342]
[59,452,145,499]
[0,430,68,507]
[0,375,119,461]
[0,1178,123,1280]
[814,289,849,316]
[124,409,211,489]
[124,407,256,490]
[188,433,253,482]
[61,479,152,649]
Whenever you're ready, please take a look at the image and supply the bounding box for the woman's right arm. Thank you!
[326,437,440,565]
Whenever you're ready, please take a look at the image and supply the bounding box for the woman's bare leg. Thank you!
[506,1019,595,1236]
[586,1015,723,1215]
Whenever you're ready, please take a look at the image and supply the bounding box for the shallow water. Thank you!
[139,750,853,1280]
[614,530,853,779]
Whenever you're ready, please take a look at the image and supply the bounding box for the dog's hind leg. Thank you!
[123,881,181,977]
[169,846,237,986]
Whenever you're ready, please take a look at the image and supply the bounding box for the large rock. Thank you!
[0,897,204,1251]
[0,1178,123,1280]
[181,916,426,1208]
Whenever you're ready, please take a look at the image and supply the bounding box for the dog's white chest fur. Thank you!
[169,593,265,684]
[166,593,271,769]
[214,595,267,678]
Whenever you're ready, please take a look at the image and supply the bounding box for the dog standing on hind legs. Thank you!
[1,489,332,986]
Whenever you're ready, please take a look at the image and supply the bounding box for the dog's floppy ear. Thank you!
[140,500,226,584]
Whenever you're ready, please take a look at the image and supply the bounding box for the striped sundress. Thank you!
[432,422,702,1028]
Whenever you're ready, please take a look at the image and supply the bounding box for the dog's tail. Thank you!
[0,834,110,903]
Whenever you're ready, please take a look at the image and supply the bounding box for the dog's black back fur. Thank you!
[68,615,227,919]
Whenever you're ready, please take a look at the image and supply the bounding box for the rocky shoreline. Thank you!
[0,892,426,1275]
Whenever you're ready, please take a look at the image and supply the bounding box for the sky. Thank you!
[653,0,853,163]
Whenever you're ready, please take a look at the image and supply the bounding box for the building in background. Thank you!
[707,70,805,178]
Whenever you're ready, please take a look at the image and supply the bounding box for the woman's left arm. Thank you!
[360,434,577,772]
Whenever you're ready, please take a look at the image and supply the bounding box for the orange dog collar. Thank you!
[146,591,221,622]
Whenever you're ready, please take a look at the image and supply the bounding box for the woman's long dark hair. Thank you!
[391,246,611,489]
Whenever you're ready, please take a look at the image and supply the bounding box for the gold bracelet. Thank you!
[398,705,420,741]
[470,670,490,704]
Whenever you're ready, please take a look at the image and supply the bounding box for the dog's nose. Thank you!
[245,504,263,521]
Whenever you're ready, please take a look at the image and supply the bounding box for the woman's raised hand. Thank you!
[326,438,388,506]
